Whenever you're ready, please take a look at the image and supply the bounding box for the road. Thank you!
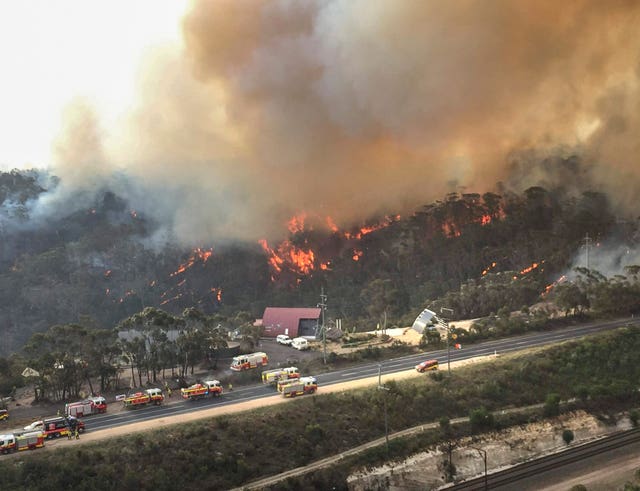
[83,316,640,433]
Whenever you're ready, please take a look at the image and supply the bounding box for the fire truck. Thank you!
[181,380,223,400]
[261,367,300,385]
[230,352,268,371]
[277,376,318,398]
[24,416,85,439]
[123,388,164,408]
[65,396,107,417]
[0,430,45,454]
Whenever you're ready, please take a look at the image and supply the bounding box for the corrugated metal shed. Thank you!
[262,307,321,338]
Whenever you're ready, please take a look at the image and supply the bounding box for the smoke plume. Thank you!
[46,0,640,244]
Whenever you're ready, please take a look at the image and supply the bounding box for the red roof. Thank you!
[261,307,321,337]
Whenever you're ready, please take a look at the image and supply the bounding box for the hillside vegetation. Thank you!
[0,158,633,358]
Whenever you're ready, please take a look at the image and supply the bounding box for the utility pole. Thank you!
[319,288,328,364]
[441,307,454,375]
[470,446,488,490]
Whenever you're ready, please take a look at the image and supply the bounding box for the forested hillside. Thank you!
[0,163,634,356]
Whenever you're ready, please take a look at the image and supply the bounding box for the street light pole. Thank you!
[470,446,488,490]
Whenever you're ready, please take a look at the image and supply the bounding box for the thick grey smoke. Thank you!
[44,0,640,244]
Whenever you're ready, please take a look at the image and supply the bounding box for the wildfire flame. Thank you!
[170,248,213,277]
[210,287,223,302]
[287,213,307,234]
[519,262,541,275]
[441,221,462,237]
[542,274,567,296]
[260,214,398,278]
[344,215,400,239]
[481,262,497,276]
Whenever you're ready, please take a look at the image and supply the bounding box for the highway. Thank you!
[83,316,640,433]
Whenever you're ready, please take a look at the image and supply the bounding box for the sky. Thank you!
[1,0,640,244]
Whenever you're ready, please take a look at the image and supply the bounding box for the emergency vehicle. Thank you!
[25,416,85,439]
[123,388,164,408]
[230,352,268,371]
[277,376,318,398]
[181,380,223,400]
[65,396,107,417]
[261,367,300,385]
[0,430,45,454]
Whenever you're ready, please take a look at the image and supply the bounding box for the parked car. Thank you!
[291,337,309,350]
[415,359,439,372]
[276,334,292,346]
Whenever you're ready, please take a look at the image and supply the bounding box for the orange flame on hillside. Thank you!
[344,215,400,239]
[211,287,223,302]
[542,275,567,296]
[482,262,497,275]
[287,213,307,234]
[170,248,213,277]
[519,262,540,275]
[260,214,397,278]
[441,221,462,237]
[326,216,339,233]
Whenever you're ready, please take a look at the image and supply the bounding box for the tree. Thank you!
[438,417,457,481]
[562,429,574,445]
[360,279,406,331]
[554,283,589,316]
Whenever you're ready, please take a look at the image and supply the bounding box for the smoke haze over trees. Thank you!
[0,157,637,356]
[3,1,640,244]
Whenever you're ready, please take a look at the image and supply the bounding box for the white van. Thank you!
[291,337,309,351]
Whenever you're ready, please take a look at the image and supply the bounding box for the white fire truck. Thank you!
[0,430,45,454]
[181,381,223,400]
[230,352,268,371]
[277,376,318,398]
[123,388,164,408]
[261,367,300,385]
[65,396,107,417]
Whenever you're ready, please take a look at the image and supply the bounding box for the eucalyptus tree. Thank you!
[23,323,93,401]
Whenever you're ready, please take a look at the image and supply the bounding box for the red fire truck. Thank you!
[123,388,164,408]
[0,430,45,454]
[181,381,223,400]
[65,396,107,417]
[230,352,268,371]
[277,376,318,398]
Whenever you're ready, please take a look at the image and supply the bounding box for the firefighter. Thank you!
[67,427,73,440]
[75,427,79,439]
[167,387,172,398]
[228,382,233,391]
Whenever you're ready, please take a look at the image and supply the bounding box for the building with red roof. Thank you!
[261,307,321,339]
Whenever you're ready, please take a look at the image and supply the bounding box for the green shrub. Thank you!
[562,429,574,445]
[543,393,561,417]
[469,407,495,432]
